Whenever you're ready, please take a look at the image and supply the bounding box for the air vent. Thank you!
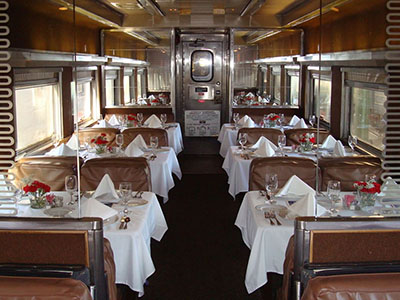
[110,2,142,9]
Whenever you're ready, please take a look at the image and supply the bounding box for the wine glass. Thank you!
[137,113,144,127]
[160,113,167,128]
[265,174,278,204]
[116,134,124,154]
[65,175,77,205]
[278,135,286,156]
[233,113,240,129]
[263,114,269,128]
[238,133,247,151]
[327,180,341,214]
[365,174,377,183]
[150,136,158,157]
[348,135,358,152]
[309,115,316,127]
[119,182,132,214]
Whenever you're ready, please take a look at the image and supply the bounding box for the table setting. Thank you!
[234,174,391,294]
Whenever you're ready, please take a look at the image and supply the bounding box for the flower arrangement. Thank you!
[298,133,315,152]
[354,179,381,208]
[23,180,51,209]
[127,114,137,127]
[264,113,280,127]
[91,133,108,154]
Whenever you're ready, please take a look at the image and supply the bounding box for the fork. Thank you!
[264,212,275,225]
[270,211,282,226]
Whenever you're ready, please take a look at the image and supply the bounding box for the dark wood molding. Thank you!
[61,67,74,137]
[330,66,342,139]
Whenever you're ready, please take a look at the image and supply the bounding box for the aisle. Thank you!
[141,157,263,299]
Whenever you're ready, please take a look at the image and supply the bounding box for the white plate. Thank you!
[43,207,73,217]
[104,214,119,226]
[127,199,148,207]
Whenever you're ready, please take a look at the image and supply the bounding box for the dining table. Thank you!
[83,147,182,203]
[235,190,376,294]
[14,191,168,297]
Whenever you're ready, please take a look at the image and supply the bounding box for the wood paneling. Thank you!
[258,31,302,58]
[104,32,147,60]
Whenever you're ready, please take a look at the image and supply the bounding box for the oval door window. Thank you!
[191,50,213,82]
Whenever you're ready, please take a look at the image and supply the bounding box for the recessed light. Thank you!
[59,6,68,11]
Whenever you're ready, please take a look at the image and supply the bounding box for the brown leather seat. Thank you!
[120,127,168,148]
[237,127,283,146]
[76,128,120,147]
[279,235,295,300]
[319,156,383,191]
[12,156,83,191]
[0,276,92,300]
[80,157,151,192]
[103,238,117,300]
[284,128,330,146]
[301,273,400,300]
[249,157,319,191]
[105,113,175,123]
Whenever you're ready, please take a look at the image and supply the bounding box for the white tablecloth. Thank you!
[83,147,182,202]
[16,192,168,297]
[218,124,238,158]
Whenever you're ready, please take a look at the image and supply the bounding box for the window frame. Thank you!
[105,67,120,107]
[308,68,332,129]
[74,67,98,126]
[270,66,281,104]
[285,65,300,107]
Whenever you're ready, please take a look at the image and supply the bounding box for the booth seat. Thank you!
[237,127,283,146]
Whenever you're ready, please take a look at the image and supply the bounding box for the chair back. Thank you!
[77,128,120,147]
[0,217,108,300]
[294,217,400,299]
[319,156,382,191]
[284,128,330,146]
[249,157,319,191]
[80,157,151,192]
[237,127,283,146]
[120,128,168,148]
[12,156,83,191]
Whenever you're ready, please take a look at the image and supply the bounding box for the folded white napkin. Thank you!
[92,174,120,202]
[272,103,277,106]
[246,92,255,98]
[138,98,147,105]
[286,192,327,219]
[253,136,278,151]
[125,140,144,157]
[144,114,162,128]
[294,118,308,129]
[382,177,399,192]
[93,120,114,128]
[66,134,80,150]
[81,198,118,220]
[131,134,148,150]
[260,97,269,104]
[238,115,256,128]
[321,135,337,149]
[276,175,316,197]
[108,115,120,126]
[333,140,346,157]
[289,115,300,126]
[254,140,275,157]
[148,95,156,100]
[46,144,76,156]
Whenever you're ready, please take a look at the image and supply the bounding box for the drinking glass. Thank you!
[327,180,341,213]
[348,135,358,152]
[137,113,144,127]
[238,133,247,151]
[278,135,286,156]
[116,134,124,154]
[65,175,77,205]
[119,182,132,214]
[365,174,377,183]
[279,113,285,125]
[265,174,278,204]
[233,113,240,129]
[309,115,316,127]
[263,114,269,128]
[160,113,167,127]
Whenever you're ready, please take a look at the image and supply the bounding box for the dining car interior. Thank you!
[0,0,398,299]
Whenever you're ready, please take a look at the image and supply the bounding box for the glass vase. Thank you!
[267,120,276,128]
[357,191,376,209]
[300,142,313,152]
[29,193,46,209]
[96,145,106,154]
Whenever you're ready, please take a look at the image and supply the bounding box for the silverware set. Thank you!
[264,211,281,226]
[133,191,144,198]
[119,216,131,229]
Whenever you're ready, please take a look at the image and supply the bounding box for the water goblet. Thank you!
[265,174,278,204]
[160,113,167,128]
[327,180,341,214]
[348,135,358,152]
[137,113,144,127]
[238,133,247,152]
[119,182,132,214]
[116,134,124,154]
[65,175,77,205]
[150,136,158,157]
[365,174,377,183]
[233,113,240,129]
[278,135,286,156]
[279,113,285,125]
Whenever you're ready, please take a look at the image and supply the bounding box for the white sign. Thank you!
[184,110,220,137]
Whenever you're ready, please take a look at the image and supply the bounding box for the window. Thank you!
[350,87,385,151]
[123,76,131,103]
[73,68,98,123]
[191,50,213,82]
[105,68,119,106]
[286,67,300,106]
[312,75,332,124]
[137,68,146,100]
[15,84,61,151]
[271,66,281,104]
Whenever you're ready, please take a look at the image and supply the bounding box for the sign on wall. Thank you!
[184,110,220,137]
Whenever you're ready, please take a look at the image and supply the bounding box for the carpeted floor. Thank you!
[140,156,263,299]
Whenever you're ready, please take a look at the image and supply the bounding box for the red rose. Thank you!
[310,137,316,144]
[101,133,106,137]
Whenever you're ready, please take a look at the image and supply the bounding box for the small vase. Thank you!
[96,145,106,154]
[29,193,46,209]
[300,142,313,152]
[267,120,276,128]
[358,191,376,209]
